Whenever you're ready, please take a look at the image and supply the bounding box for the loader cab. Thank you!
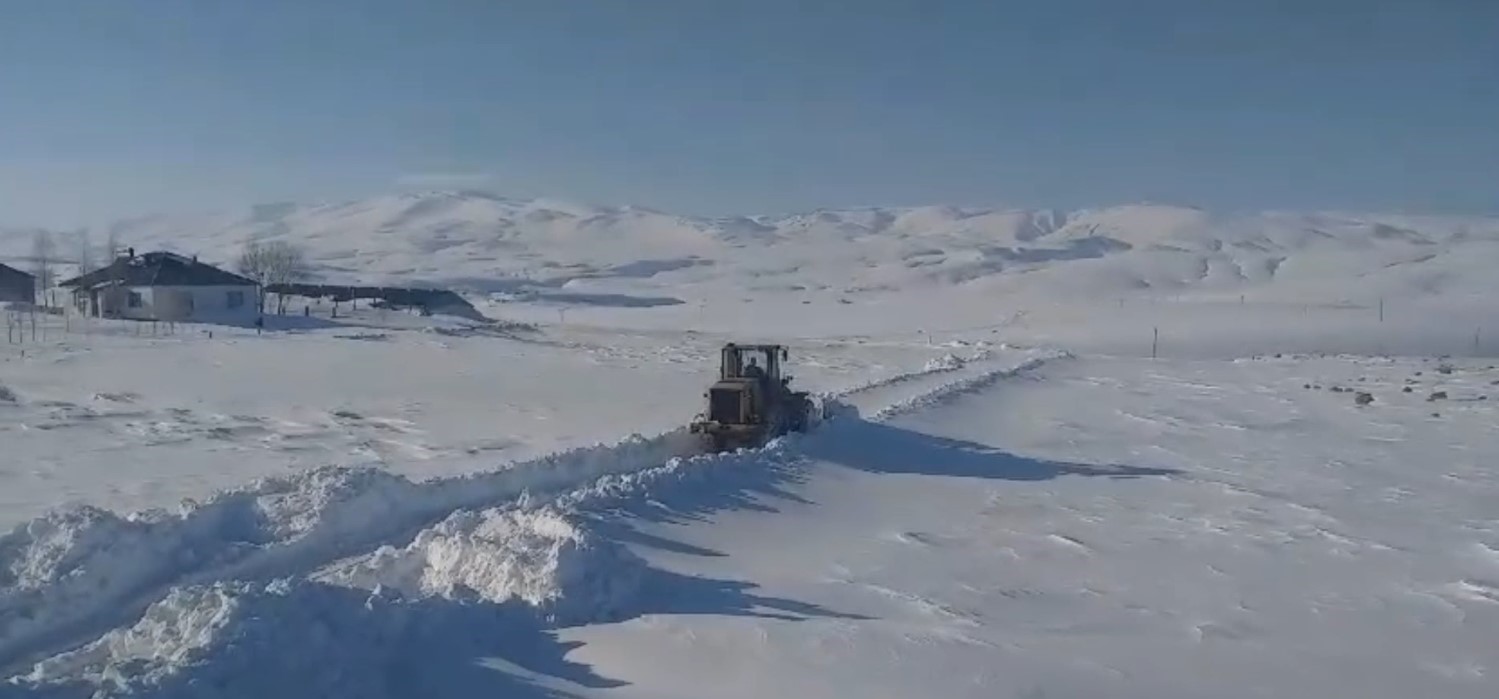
[706,343,791,425]
[718,343,788,385]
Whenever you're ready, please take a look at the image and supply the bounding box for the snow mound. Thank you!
[0,350,1055,685]
[6,580,530,699]
[923,353,966,372]
[7,509,645,697]
[833,346,978,397]
[316,507,643,624]
[0,428,703,668]
[247,466,420,541]
[870,351,1061,420]
[10,583,247,696]
[0,499,268,667]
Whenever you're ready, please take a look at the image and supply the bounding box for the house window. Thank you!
[227,290,245,309]
[127,291,143,308]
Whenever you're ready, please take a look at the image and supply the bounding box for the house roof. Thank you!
[59,252,257,289]
[0,262,35,281]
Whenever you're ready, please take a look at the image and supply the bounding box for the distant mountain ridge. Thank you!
[3,192,1497,305]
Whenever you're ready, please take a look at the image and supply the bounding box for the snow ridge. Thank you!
[0,429,700,672]
[0,350,1045,676]
[2,350,1058,695]
[868,352,1062,420]
[313,507,645,624]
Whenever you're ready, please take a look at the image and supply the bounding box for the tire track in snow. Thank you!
[0,347,1056,674]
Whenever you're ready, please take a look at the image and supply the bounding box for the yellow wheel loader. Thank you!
[689,343,819,452]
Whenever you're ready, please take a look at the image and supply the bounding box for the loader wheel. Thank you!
[789,399,812,432]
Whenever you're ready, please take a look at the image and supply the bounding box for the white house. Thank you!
[59,250,260,325]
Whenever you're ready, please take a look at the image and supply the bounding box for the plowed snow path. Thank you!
[0,324,959,529]
[559,355,1499,699]
[0,345,1046,682]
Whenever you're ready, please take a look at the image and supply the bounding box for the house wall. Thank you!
[0,267,35,305]
[112,284,259,324]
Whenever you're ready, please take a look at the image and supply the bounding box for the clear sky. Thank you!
[1,0,1495,227]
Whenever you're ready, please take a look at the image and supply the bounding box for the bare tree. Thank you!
[237,241,273,312]
[32,230,55,307]
[237,239,310,314]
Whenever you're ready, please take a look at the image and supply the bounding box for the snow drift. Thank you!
[315,506,644,624]
[8,508,645,699]
[5,579,591,699]
[0,428,701,671]
[0,349,1051,675]
[1,349,1056,695]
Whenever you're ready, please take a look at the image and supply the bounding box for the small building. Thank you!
[0,262,36,306]
[59,250,260,325]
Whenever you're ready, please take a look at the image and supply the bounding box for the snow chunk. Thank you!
[8,580,472,699]
[7,507,645,697]
[0,499,268,666]
[923,353,966,372]
[13,583,245,693]
[317,507,643,624]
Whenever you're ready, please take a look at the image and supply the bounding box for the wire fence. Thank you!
[4,306,209,348]
[6,291,1497,361]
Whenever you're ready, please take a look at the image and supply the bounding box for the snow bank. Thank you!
[835,345,990,396]
[0,349,1053,676]
[5,580,533,699]
[7,508,647,698]
[922,353,966,372]
[9,583,247,697]
[0,497,271,670]
[316,506,643,624]
[869,351,1062,420]
[0,429,701,670]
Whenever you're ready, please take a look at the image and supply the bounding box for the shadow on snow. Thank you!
[584,411,1178,562]
[6,414,1174,698]
[4,586,617,699]
[803,417,1182,481]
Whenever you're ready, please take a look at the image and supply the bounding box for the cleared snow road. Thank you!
[0,344,1045,695]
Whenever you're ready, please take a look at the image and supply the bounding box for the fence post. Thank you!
[1152,326,1159,359]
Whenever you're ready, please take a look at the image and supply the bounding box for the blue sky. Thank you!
[1,0,1495,227]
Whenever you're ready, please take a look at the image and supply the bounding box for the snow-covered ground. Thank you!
[560,354,1499,699]
[3,193,1498,697]
[0,313,959,529]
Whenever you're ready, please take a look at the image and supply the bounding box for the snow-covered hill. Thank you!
[4,193,1497,315]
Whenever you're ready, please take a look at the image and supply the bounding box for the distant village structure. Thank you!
[59,249,260,324]
[0,263,36,305]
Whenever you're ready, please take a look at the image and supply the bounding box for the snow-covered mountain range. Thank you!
[3,192,1497,309]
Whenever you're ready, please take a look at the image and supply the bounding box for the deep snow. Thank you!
[2,349,1051,696]
[2,192,1498,697]
[557,355,1499,699]
[0,316,964,529]
[8,349,1496,697]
